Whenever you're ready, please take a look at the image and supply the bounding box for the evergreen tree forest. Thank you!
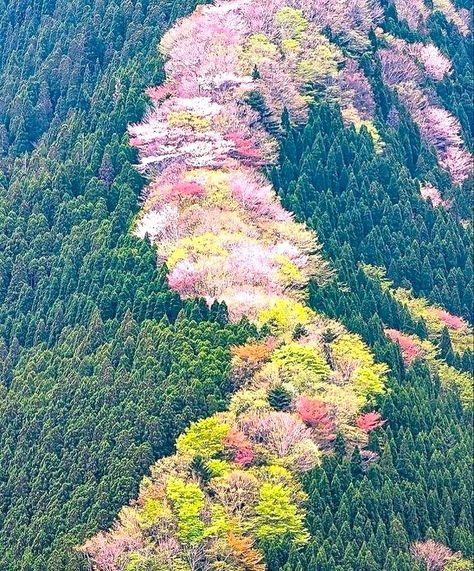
[267,90,473,571]
[0,1,251,569]
[0,0,472,570]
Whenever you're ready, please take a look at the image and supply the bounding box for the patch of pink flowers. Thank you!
[433,308,466,331]
[356,411,385,432]
[420,183,451,209]
[385,328,424,366]
[378,37,471,184]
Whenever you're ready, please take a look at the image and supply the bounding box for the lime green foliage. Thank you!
[254,483,309,545]
[82,2,393,567]
[167,233,229,268]
[137,497,171,529]
[332,333,378,368]
[360,263,392,287]
[272,343,330,381]
[191,170,236,209]
[257,299,314,336]
[353,366,387,401]
[167,111,210,131]
[125,553,160,571]
[166,478,206,544]
[445,558,474,571]
[357,120,384,152]
[241,33,279,69]
[341,109,384,152]
[332,333,387,401]
[275,7,309,51]
[176,417,230,459]
[205,505,232,538]
[83,315,388,567]
[125,553,190,571]
[393,287,472,354]
[296,36,343,82]
[362,264,472,408]
[206,459,232,477]
[438,364,473,410]
[275,254,305,285]
[229,389,271,415]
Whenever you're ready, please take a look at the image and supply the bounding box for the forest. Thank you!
[0,0,472,570]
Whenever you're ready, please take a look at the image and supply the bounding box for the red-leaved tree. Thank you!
[296,396,335,436]
[356,411,385,432]
[385,328,424,365]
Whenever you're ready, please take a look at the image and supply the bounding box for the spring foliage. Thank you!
[81,0,471,569]
[82,306,388,568]
[363,265,473,409]
[81,3,394,566]
[377,34,471,183]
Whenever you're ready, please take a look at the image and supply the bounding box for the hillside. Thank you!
[0,0,472,570]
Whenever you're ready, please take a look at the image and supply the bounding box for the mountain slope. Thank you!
[0,0,471,570]
[79,1,472,570]
[0,2,254,569]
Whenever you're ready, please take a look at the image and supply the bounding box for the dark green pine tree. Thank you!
[267,384,292,411]
[439,326,455,365]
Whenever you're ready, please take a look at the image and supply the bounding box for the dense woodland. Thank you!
[267,14,474,566]
[265,105,473,571]
[0,0,472,570]
[0,1,253,569]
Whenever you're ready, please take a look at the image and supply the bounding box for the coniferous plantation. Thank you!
[0,1,472,571]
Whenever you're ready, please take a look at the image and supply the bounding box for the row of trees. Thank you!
[0,1,254,569]
[265,96,472,569]
[272,104,473,322]
[0,0,470,568]
[247,12,473,568]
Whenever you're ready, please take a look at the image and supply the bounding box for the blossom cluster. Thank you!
[420,182,451,209]
[135,165,329,320]
[130,0,382,178]
[133,0,390,321]
[392,0,469,35]
[390,283,473,356]
[378,35,472,184]
[383,326,472,407]
[362,263,473,356]
[361,264,472,409]
[80,0,474,568]
[82,307,388,570]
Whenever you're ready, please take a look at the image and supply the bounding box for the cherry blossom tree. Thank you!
[82,531,143,571]
[420,107,463,152]
[392,0,429,31]
[411,540,455,571]
[81,1,398,568]
[239,411,321,471]
[434,309,466,331]
[379,47,422,86]
[420,183,450,209]
[304,0,384,51]
[393,0,468,34]
[439,146,472,185]
[134,206,180,243]
[167,260,201,297]
[417,44,452,80]
[295,396,335,434]
[229,170,290,221]
[356,411,385,432]
[378,36,471,185]
[385,328,424,365]
[338,60,376,120]
[224,427,255,467]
